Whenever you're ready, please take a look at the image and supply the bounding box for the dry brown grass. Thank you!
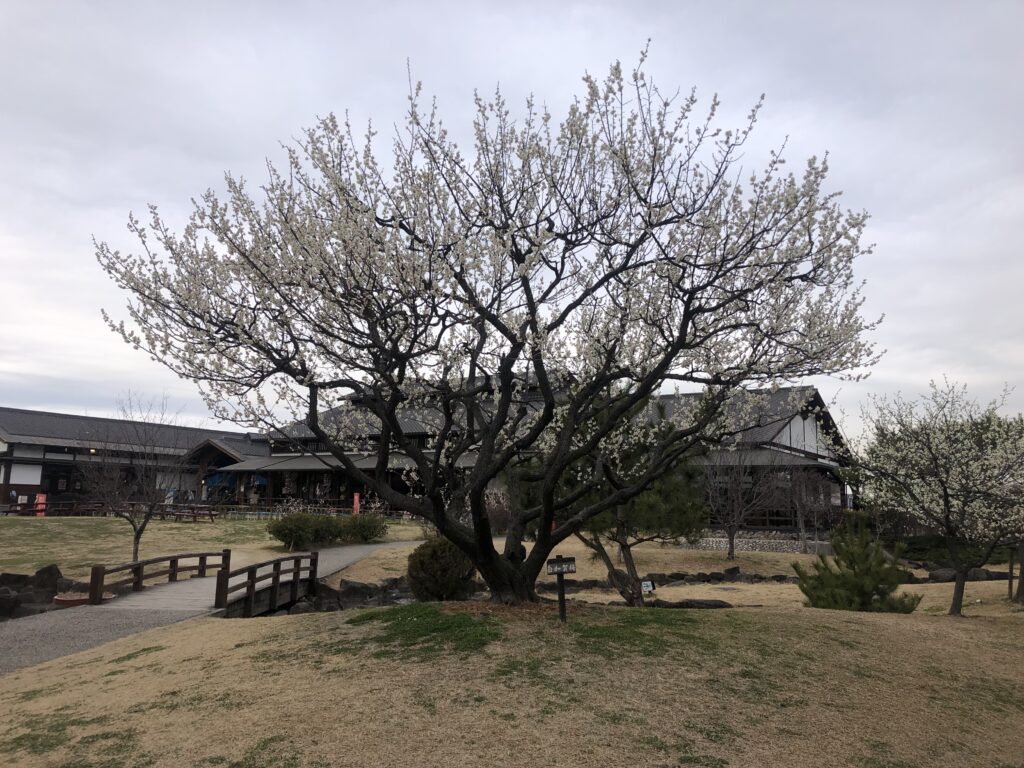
[336,536,825,587]
[0,516,424,581]
[1,588,1023,768]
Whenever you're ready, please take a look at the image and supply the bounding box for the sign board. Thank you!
[546,556,577,575]
[641,580,655,595]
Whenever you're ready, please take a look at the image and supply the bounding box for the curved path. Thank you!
[0,541,419,676]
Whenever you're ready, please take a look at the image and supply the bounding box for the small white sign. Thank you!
[641,580,655,595]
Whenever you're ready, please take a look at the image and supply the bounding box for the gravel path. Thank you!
[0,607,203,675]
[0,540,420,676]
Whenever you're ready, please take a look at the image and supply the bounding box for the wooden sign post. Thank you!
[546,555,577,623]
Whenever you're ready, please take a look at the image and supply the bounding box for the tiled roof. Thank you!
[0,406,257,454]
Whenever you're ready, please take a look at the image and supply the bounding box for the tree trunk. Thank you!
[1015,541,1024,604]
[949,569,967,617]
[726,528,737,561]
[132,529,142,562]
[617,537,646,607]
[474,551,536,604]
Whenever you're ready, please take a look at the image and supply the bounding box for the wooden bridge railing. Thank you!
[88,549,231,605]
[214,552,319,617]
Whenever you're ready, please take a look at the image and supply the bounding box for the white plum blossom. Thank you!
[857,379,1024,616]
[96,55,879,602]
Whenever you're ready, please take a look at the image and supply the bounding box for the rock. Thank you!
[650,598,732,609]
[984,569,1009,581]
[667,571,689,581]
[694,572,710,582]
[645,573,670,586]
[338,580,380,602]
[928,568,957,583]
[0,594,21,617]
[0,573,30,588]
[770,574,790,583]
[56,578,76,593]
[32,565,62,592]
[289,600,315,615]
[723,566,741,580]
[967,568,989,582]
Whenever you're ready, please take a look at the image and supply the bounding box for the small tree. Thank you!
[78,394,189,561]
[575,465,706,606]
[704,450,781,560]
[793,519,921,613]
[788,468,837,554]
[857,380,1024,616]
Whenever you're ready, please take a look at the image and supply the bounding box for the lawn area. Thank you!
[1,596,1023,767]
[0,516,422,582]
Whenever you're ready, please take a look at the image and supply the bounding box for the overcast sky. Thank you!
[1,1,1021,433]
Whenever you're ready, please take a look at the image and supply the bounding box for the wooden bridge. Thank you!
[88,549,320,617]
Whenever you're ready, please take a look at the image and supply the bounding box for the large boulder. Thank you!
[288,600,315,615]
[723,566,741,580]
[928,568,957,583]
[0,589,21,617]
[0,573,30,589]
[967,567,989,582]
[32,565,63,592]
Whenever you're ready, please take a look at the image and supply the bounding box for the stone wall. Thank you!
[682,536,833,555]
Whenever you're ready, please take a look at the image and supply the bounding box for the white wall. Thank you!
[10,464,42,485]
[777,415,836,458]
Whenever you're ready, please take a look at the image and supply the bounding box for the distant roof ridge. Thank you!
[0,404,244,437]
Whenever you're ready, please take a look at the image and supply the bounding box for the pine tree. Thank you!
[793,520,921,613]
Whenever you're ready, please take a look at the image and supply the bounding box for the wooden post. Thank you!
[198,555,208,578]
[88,565,106,605]
[557,570,567,623]
[169,557,179,582]
[132,563,144,591]
[269,561,282,612]
[215,562,230,609]
[244,566,257,618]
[309,552,319,596]
[1009,547,1015,601]
[221,548,231,573]
[290,557,301,603]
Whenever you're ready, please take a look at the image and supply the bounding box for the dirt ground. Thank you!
[0,590,1022,768]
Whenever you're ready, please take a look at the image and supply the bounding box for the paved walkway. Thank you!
[0,541,419,676]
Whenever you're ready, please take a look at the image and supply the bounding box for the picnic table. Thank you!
[151,505,219,522]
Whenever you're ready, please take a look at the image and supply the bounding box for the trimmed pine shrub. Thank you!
[407,537,477,601]
[793,522,921,613]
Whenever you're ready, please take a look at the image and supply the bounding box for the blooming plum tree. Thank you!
[858,380,1024,616]
[96,55,879,603]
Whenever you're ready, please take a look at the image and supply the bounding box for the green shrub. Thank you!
[407,537,477,601]
[793,523,922,613]
[267,513,319,550]
[268,513,389,549]
[338,514,389,543]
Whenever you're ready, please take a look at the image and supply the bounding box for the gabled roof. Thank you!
[0,406,251,454]
[658,386,833,447]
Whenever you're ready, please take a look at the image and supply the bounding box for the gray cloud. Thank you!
[1,0,1021,432]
